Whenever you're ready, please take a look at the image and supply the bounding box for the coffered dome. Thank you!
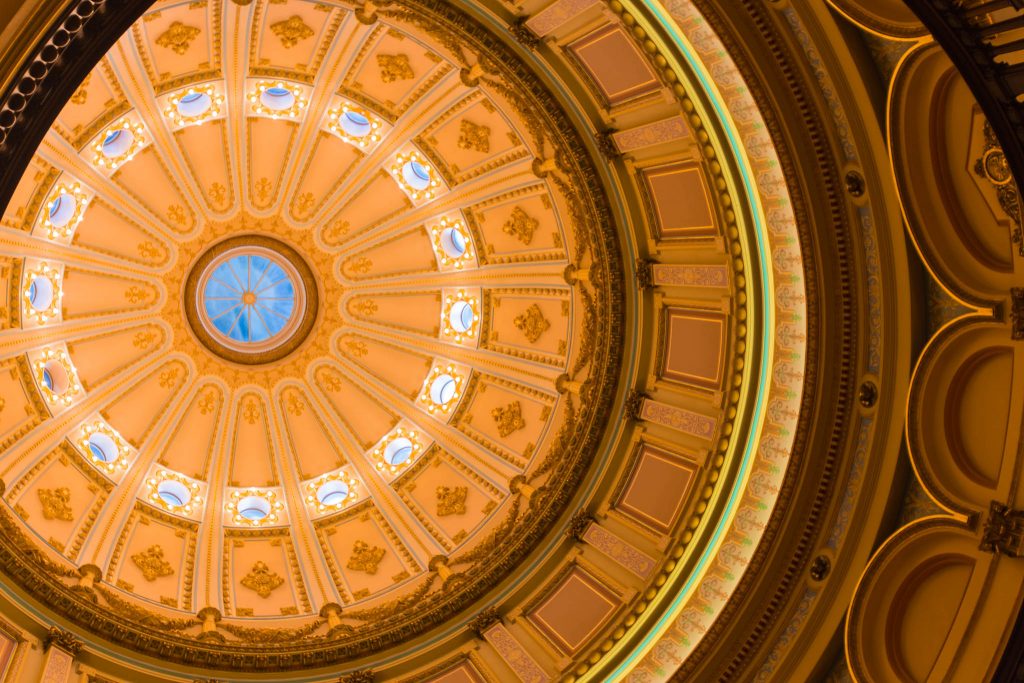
[0,0,945,681]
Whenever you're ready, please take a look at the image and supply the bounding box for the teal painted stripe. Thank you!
[606,1,776,678]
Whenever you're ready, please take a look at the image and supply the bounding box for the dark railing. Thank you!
[903,0,1024,192]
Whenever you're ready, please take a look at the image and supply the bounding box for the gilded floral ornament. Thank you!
[973,121,1023,255]
[70,73,90,105]
[458,119,490,153]
[240,561,285,598]
[347,540,386,574]
[271,15,315,49]
[491,401,526,437]
[377,53,414,83]
[436,486,468,517]
[38,487,73,521]
[502,206,539,245]
[131,545,174,582]
[242,398,260,425]
[133,329,156,350]
[155,21,201,56]
[514,304,550,343]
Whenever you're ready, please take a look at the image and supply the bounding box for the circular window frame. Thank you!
[183,235,318,365]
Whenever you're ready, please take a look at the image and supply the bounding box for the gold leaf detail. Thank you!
[346,540,386,574]
[376,53,414,83]
[240,561,284,598]
[295,191,315,215]
[352,299,378,316]
[436,485,468,517]
[242,398,260,425]
[458,119,490,153]
[158,368,178,388]
[198,390,217,415]
[38,488,73,521]
[255,177,272,202]
[502,206,539,245]
[167,204,187,225]
[124,286,150,304]
[271,15,315,49]
[491,401,525,437]
[131,545,174,582]
[137,241,161,260]
[286,391,304,416]
[514,304,550,343]
[209,182,227,206]
[133,330,157,349]
[345,340,368,357]
[348,256,372,274]
[156,22,201,56]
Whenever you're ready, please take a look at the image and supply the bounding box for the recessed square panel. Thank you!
[661,307,727,389]
[617,443,697,533]
[569,25,660,106]
[528,566,620,654]
[642,162,716,238]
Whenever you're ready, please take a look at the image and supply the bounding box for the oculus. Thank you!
[184,236,318,365]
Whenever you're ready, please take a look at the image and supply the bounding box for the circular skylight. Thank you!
[403,160,432,190]
[384,438,414,466]
[429,374,458,406]
[101,128,133,158]
[48,194,76,227]
[440,227,468,258]
[177,91,212,118]
[341,110,372,137]
[185,236,317,365]
[157,480,191,508]
[88,433,118,463]
[449,301,474,333]
[261,86,295,111]
[201,251,298,346]
[316,480,349,506]
[238,495,271,521]
[28,276,54,311]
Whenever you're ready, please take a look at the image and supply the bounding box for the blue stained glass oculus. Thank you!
[202,253,297,345]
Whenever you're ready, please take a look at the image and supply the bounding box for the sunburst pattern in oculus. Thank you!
[201,253,297,345]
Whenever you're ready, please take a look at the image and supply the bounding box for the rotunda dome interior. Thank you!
[0,0,1018,682]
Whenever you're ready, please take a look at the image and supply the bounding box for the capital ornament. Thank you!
[131,545,175,582]
[240,561,285,598]
[45,627,82,655]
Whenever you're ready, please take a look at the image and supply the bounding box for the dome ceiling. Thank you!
[0,0,920,680]
[0,0,624,660]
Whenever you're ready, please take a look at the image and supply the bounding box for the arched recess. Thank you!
[826,0,927,39]
[848,519,1024,683]
[907,319,1024,514]
[890,42,1023,305]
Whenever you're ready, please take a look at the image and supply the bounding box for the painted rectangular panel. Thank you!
[528,566,620,654]
[568,25,660,106]
[661,308,727,389]
[616,443,697,533]
[642,162,716,238]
